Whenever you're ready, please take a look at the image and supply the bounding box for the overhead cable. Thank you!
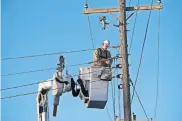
[131,0,155,103]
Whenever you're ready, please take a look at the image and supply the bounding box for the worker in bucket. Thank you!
[93,40,112,67]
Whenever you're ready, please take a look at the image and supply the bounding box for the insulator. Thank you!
[118,84,122,89]
[157,0,161,4]
[99,16,106,22]
[84,3,88,9]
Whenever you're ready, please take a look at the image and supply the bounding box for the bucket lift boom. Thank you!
[36,56,72,121]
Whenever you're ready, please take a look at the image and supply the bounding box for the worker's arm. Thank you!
[93,49,101,65]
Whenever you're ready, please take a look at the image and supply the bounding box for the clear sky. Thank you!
[1,0,182,121]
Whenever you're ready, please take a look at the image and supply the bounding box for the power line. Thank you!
[1,56,120,92]
[0,72,87,92]
[1,91,38,100]
[111,68,116,121]
[1,67,56,77]
[130,80,150,120]
[110,58,121,121]
[1,74,117,100]
[116,81,120,118]
[1,48,95,61]
[131,0,155,103]
[0,62,93,77]
[1,70,105,92]
[87,15,95,49]
[128,0,140,53]
[113,69,116,121]
[108,65,118,121]
[1,82,39,91]
[0,80,51,91]
[117,75,121,120]
[1,60,120,100]
[128,13,137,53]
[1,87,63,100]
[154,8,161,120]
[1,55,120,77]
[2,46,120,61]
[0,69,111,92]
[106,105,114,121]
[115,58,122,120]
[1,86,75,99]
[109,65,121,121]
[85,1,95,49]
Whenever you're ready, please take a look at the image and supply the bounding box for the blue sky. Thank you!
[1,0,182,121]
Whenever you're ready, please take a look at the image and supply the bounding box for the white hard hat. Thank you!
[102,40,110,46]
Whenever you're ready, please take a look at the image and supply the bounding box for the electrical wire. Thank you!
[131,0,155,103]
[2,45,120,61]
[1,48,119,77]
[106,105,114,121]
[0,61,94,77]
[130,80,150,120]
[1,55,120,92]
[154,8,161,121]
[111,57,122,121]
[111,68,116,121]
[113,59,118,121]
[109,66,118,121]
[1,86,64,100]
[1,91,38,100]
[128,0,140,53]
[1,70,119,100]
[1,82,41,91]
[86,1,95,49]
[0,80,51,91]
[113,73,116,121]
[116,59,121,119]
[1,67,56,77]
[1,48,95,61]
[47,94,50,121]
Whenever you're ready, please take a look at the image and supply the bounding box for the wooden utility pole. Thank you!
[83,1,162,121]
[118,0,131,121]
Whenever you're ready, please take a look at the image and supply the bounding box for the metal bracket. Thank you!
[126,10,137,21]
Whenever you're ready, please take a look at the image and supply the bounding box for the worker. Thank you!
[93,40,112,67]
